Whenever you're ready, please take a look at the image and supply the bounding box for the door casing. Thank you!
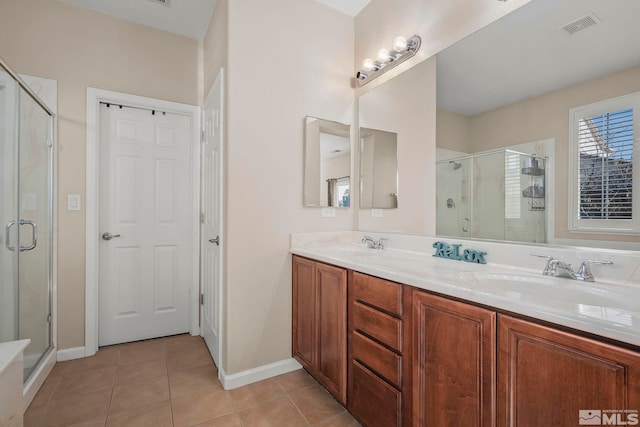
[85,88,201,356]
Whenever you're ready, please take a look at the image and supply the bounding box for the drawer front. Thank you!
[352,302,402,352]
[352,331,402,388]
[349,360,402,427]
[352,272,403,316]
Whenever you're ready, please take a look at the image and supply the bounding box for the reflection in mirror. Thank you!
[436,0,640,247]
[436,150,547,243]
[360,127,398,209]
[303,116,351,208]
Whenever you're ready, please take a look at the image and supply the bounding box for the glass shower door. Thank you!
[0,69,19,345]
[18,86,52,380]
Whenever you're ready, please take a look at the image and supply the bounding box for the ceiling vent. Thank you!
[148,0,171,6]
[560,13,600,35]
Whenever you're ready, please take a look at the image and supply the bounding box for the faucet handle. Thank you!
[531,253,558,275]
[581,259,614,266]
[378,237,388,249]
[576,259,613,282]
[531,253,554,260]
[531,253,556,266]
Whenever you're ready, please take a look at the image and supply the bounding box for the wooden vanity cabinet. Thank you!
[293,258,640,427]
[347,272,412,427]
[412,290,496,427]
[498,314,640,427]
[292,256,347,404]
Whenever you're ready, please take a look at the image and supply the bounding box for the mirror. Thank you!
[435,0,640,246]
[303,116,351,208]
[360,127,398,209]
[357,56,436,234]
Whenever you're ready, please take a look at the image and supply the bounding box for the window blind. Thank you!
[505,152,521,219]
[578,107,633,220]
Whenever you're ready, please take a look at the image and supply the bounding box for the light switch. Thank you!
[67,194,81,211]
[321,208,336,217]
[371,209,383,217]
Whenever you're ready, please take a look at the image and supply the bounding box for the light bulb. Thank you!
[377,48,390,63]
[362,58,375,72]
[393,36,408,52]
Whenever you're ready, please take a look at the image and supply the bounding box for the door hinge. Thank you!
[201,129,205,143]
[47,138,53,148]
[200,293,204,305]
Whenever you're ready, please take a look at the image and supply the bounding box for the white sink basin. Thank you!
[325,245,377,256]
[460,271,636,310]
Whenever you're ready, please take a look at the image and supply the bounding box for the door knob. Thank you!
[209,236,220,245]
[102,232,121,241]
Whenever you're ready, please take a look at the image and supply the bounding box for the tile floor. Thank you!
[24,334,361,427]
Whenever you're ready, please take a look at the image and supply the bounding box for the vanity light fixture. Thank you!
[355,35,421,86]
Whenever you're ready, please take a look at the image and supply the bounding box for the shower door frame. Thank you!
[0,56,58,408]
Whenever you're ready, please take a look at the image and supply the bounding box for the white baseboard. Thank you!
[56,347,86,362]
[219,358,302,390]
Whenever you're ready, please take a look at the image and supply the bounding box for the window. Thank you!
[569,93,640,234]
[504,151,522,220]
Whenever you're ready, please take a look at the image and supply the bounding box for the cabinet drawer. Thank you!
[350,360,402,427]
[352,331,402,388]
[352,302,402,352]
[352,272,403,316]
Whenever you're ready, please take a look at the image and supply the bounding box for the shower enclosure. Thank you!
[0,58,54,384]
[436,150,547,243]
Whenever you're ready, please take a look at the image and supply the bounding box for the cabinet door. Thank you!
[316,262,347,404]
[412,291,496,427]
[292,256,316,371]
[498,315,640,427]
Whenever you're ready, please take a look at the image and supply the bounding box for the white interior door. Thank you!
[201,70,223,367]
[99,103,193,346]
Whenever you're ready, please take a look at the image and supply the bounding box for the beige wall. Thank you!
[222,0,354,374]
[437,109,470,153]
[0,0,199,349]
[358,58,436,233]
[438,65,640,243]
[203,0,228,98]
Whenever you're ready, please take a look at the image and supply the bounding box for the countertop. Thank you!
[291,239,640,348]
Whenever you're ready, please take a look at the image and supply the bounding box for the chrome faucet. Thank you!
[362,235,387,250]
[531,254,613,282]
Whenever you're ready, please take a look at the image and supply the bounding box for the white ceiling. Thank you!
[437,0,640,116]
[314,0,370,17]
[59,0,369,41]
[60,0,217,40]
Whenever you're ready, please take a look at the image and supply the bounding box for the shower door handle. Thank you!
[19,219,37,252]
[5,220,16,251]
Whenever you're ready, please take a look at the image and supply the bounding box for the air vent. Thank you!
[560,13,600,35]
[148,0,171,6]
